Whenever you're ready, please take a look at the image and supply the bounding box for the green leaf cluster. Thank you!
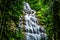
[0,0,24,40]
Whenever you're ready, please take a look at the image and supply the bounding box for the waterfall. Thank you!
[19,2,47,40]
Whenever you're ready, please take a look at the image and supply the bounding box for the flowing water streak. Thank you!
[19,2,47,40]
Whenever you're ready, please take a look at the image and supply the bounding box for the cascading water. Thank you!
[19,2,47,40]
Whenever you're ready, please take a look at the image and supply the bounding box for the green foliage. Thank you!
[0,0,24,40]
[0,0,60,40]
[24,0,57,40]
[36,1,54,40]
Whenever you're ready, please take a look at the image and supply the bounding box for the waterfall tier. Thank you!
[19,2,47,40]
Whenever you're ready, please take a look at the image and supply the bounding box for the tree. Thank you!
[53,0,60,40]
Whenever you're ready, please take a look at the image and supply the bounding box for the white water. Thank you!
[19,2,47,40]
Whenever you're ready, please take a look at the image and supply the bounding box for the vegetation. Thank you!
[0,0,60,40]
[0,0,24,40]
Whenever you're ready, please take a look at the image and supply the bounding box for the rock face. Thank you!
[19,2,47,40]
